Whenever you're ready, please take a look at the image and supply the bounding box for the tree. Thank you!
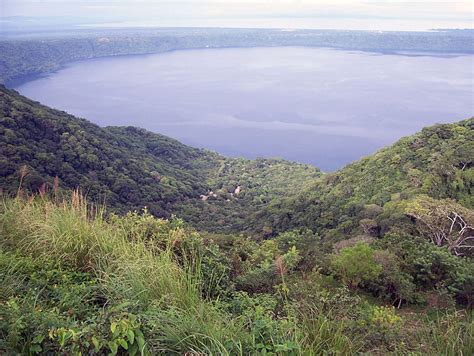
[405,195,474,256]
[372,250,415,307]
[359,218,380,237]
[331,243,382,289]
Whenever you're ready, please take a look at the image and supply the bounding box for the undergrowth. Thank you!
[0,192,472,354]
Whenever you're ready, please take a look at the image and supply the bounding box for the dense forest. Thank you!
[0,87,473,354]
[257,118,473,235]
[0,86,320,225]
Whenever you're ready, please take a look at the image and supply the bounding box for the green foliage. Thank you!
[261,118,473,237]
[0,86,320,234]
[369,306,402,329]
[229,292,300,354]
[233,237,301,294]
[331,243,383,289]
[370,250,416,305]
[0,195,238,354]
[374,233,474,306]
[0,249,147,354]
[1,194,473,354]
[355,304,406,352]
[415,311,474,356]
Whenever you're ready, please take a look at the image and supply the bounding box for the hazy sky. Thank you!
[1,0,473,30]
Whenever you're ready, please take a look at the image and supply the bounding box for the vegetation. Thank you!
[258,117,473,239]
[0,82,473,354]
[180,157,320,232]
[0,86,319,227]
[2,29,473,85]
[1,192,472,354]
[330,243,382,290]
[406,195,474,256]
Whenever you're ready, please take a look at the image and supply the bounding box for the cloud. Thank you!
[2,0,472,29]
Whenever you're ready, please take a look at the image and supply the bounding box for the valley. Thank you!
[12,46,473,170]
[0,27,473,355]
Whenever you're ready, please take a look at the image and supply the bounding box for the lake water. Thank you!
[14,47,474,171]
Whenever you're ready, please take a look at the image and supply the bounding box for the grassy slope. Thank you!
[1,195,472,354]
[0,195,252,354]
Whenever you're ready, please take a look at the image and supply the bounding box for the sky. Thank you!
[1,0,473,31]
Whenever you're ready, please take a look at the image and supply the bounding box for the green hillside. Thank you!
[0,86,320,225]
[258,118,473,238]
[1,193,472,354]
[0,86,218,217]
[1,85,473,354]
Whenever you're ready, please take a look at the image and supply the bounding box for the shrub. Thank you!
[331,243,382,289]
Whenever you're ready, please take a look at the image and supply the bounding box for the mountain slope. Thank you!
[0,86,320,221]
[0,85,471,237]
[257,118,473,237]
[0,86,220,216]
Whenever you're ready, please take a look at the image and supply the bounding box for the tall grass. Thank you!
[0,193,246,354]
[418,311,474,356]
[1,193,190,306]
[3,193,470,355]
[298,305,361,355]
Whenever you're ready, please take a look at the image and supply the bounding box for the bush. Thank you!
[374,233,474,306]
[331,243,382,289]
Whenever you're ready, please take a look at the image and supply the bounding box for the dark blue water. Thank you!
[15,47,474,171]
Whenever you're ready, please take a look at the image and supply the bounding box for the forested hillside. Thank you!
[258,118,473,238]
[0,86,320,221]
[179,157,320,232]
[0,86,219,216]
[0,86,473,354]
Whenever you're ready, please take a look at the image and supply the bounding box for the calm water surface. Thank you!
[15,47,474,171]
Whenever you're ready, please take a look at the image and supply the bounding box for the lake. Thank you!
[14,47,474,171]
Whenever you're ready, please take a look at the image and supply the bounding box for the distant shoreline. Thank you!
[8,45,472,90]
[2,28,473,86]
